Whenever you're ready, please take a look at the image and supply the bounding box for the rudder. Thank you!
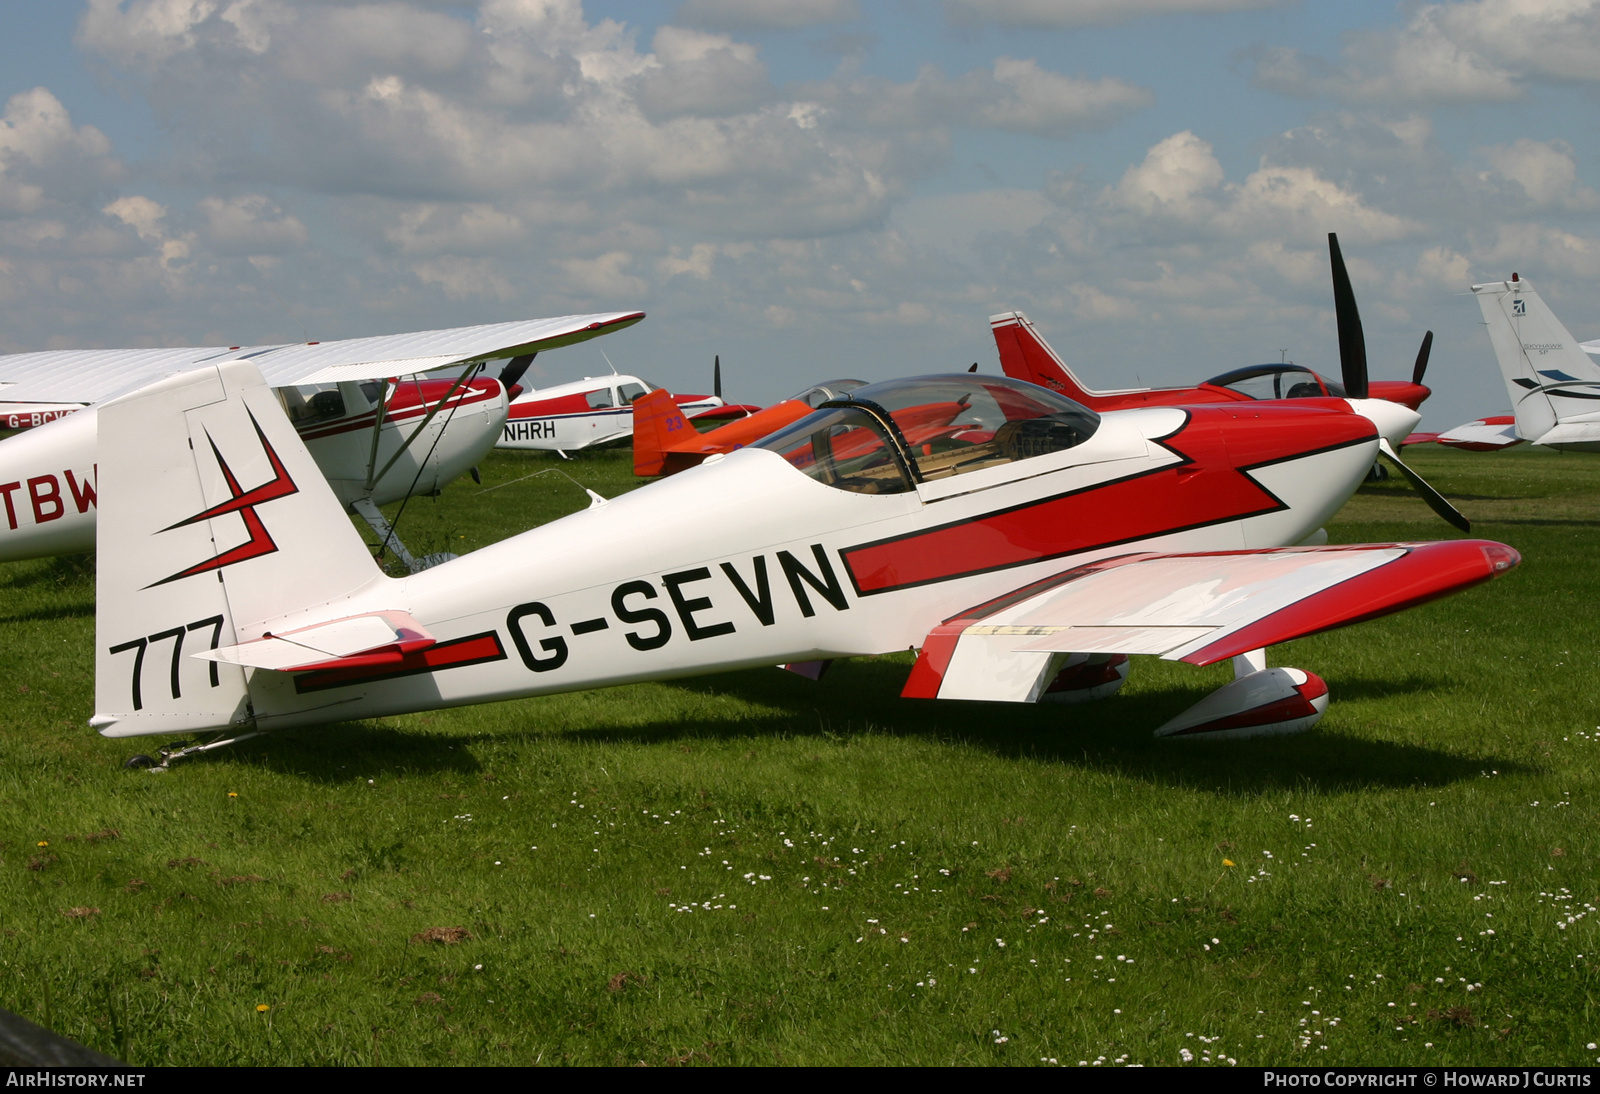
[989,311,1111,406]
[93,360,387,737]
[632,388,692,477]
[1473,277,1600,442]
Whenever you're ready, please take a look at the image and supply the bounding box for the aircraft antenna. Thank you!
[477,466,606,507]
[600,349,620,376]
[258,277,311,342]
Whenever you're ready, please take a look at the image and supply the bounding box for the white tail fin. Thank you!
[93,361,386,737]
[1473,277,1600,444]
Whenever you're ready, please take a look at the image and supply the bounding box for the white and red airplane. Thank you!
[991,235,1435,456]
[498,365,738,456]
[88,358,1517,768]
[1420,274,1600,453]
[0,311,643,569]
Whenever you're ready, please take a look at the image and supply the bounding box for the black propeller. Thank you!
[714,355,722,401]
[1328,232,1368,400]
[499,352,536,394]
[1412,330,1433,387]
[1376,439,1470,532]
[1329,233,1465,529]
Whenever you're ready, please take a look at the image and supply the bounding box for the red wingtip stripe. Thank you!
[1179,540,1520,666]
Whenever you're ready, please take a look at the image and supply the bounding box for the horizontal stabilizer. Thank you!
[200,611,434,672]
[1531,420,1600,448]
[905,541,1520,703]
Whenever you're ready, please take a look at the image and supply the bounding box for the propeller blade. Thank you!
[714,355,722,401]
[1329,233,1369,400]
[499,352,536,394]
[1412,330,1433,386]
[1377,438,1470,532]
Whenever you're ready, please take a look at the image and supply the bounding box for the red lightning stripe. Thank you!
[163,412,298,529]
[843,405,1375,596]
[147,409,299,587]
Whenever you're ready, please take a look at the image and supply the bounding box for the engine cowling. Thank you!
[1154,667,1328,740]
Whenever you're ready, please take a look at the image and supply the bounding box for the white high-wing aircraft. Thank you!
[0,311,643,569]
[89,358,1518,767]
[1439,275,1600,452]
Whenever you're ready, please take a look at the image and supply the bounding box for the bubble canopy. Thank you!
[750,373,1101,494]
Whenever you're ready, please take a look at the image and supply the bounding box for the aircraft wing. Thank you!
[0,311,645,406]
[1421,416,1521,451]
[903,540,1519,703]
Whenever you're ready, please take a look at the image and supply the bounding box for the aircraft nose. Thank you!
[1345,398,1421,450]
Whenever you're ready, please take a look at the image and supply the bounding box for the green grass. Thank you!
[1,445,1597,1066]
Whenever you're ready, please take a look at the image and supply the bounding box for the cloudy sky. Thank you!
[3,0,1599,426]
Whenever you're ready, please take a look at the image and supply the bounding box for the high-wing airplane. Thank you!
[89,358,1517,769]
[0,311,643,570]
[631,378,866,476]
[992,235,1435,454]
[1426,274,1600,453]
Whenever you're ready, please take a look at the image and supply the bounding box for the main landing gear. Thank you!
[123,731,266,772]
[1155,649,1328,740]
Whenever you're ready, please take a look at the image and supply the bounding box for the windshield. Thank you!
[752,373,1099,492]
[752,404,915,494]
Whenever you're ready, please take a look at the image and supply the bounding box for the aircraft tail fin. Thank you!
[1472,276,1600,443]
[631,388,697,477]
[989,311,1115,407]
[93,360,388,737]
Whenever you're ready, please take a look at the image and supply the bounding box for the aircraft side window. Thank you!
[618,383,647,405]
[751,406,914,495]
[586,388,615,409]
[308,389,346,421]
[280,384,346,424]
[359,381,385,407]
[1218,373,1281,400]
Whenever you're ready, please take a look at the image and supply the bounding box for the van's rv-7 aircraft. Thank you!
[0,311,643,571]
[1418,275,1600,452]
[91,357,1517,769]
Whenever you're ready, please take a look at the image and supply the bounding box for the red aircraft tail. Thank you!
[631,389,685,477]
[990,311,1110,408]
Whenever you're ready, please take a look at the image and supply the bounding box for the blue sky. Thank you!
[3,0,1599,427]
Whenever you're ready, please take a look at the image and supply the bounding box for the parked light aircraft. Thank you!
[1404,415,1520,452]
[89,355,1516,768]
[1427,274,1600,452]
[498,366,740,456]
[631,379,866,476]
[991,235,1435,454]
[0,311,643,570]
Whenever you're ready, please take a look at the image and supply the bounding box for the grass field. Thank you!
[0,443,1597,1066]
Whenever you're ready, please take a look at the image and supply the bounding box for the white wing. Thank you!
[0,311,644,405]
[904,540,1519,703]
